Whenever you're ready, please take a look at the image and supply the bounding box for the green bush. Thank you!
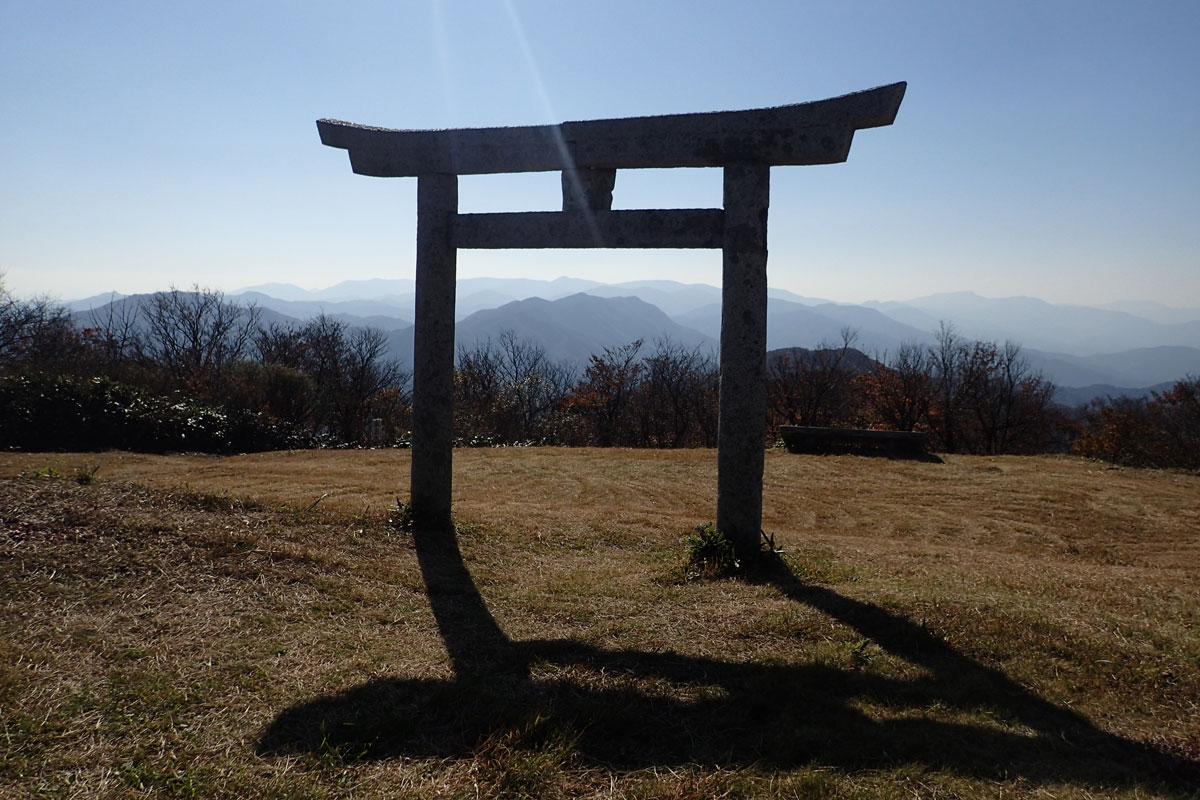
[221,361,315,427]
[0,374,314,453]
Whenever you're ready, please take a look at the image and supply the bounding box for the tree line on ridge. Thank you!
[1,280,1195,468]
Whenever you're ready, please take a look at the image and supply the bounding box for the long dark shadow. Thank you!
[258,526,1200,793]
[409,527,519,678]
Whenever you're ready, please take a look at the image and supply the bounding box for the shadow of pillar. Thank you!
[410,527,524,678]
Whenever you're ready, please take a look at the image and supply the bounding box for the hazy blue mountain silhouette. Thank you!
[71,292,298,333]
[1023,346,1200,389]
[1019,351,1120,389]
[859,300,942,336]
[1053,382,1177,407]
[579,281,722,317]
[456,290,519,319]
[307,278,416,302]
[676,299,933,356]
[71,280,1200,400]
[461,276,603,298]
[767,346,878,374]
[384,293,715,370]
[233,288,566,324]
[230,282,316,302]
[870,291,1200,356]
[65,292,130,313]
[71,293,416,347]
[576,281,828,317]
[233,277,828,324]
[1099,299,1200,325]
[1077,345,1200,385]
[230,291,413,328]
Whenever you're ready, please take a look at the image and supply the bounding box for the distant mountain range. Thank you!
[865,292,1200,355]
[67,278,1200,405]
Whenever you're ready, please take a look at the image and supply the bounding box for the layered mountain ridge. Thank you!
[67,278,1200,403]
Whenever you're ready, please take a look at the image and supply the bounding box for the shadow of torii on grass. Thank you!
[258,526,1199,793]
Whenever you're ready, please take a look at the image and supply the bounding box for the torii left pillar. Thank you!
[411,173,458,531]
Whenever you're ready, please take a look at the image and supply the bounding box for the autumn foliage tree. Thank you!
[137,286,262,397]
[1073,377,1200,469]
[454,331,575,444]
[764,323,1062,455]
[562,340,646,446]
[557,338,718,447]
[632,339,719,447]
[766,329,871,438]
[922,324,1060,454]
[1158,377,1200,467]
[0,276,82,376]
[255,314,410,442]
[860,342,932,433]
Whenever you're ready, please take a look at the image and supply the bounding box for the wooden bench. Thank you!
[779,425,930,457]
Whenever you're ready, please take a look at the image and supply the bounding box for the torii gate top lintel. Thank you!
[317,82,906,178]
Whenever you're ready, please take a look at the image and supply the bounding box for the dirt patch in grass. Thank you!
[1,450,1198,798]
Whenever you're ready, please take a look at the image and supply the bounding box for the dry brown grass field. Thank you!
[1,447,1198,799]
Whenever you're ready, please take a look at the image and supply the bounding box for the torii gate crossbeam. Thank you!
[317,82,905,559]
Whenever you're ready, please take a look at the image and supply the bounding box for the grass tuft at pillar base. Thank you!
[684,523,792,581]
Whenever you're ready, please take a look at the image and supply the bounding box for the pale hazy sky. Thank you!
[3,1,1198,307]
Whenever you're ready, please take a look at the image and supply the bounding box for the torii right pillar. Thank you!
[718,162,771,554]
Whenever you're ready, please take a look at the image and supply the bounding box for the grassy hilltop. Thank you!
[2,449,1198,799]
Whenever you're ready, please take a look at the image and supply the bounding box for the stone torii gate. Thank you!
[317,82,905,558]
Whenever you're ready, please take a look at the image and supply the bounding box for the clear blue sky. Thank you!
[3,1,1198,307]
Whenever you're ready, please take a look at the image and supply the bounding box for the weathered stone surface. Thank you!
[563,167,616,212]
[410,173,458,533]
[454,209,724,249]
[716,163,770,558]
[317,83,905,177]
